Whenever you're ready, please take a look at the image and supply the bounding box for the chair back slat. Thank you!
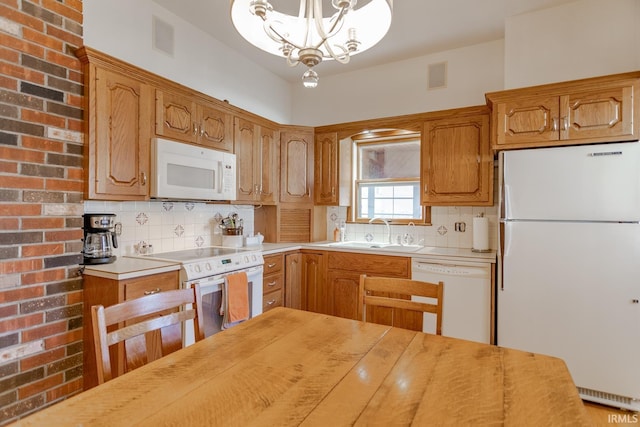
[359,275,444,334]
[91,284,204,384]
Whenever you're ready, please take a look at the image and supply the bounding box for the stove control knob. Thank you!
[194,265,201,273]
[251,254,256,262]
[205,263,212,271]
[244,256,249,263]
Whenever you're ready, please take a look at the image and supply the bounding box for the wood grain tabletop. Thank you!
[12,307,590,426]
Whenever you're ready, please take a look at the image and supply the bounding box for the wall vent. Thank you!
[153,16,174,57]
[427,61,447,90]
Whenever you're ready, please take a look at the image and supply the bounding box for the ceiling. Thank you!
[152,0,577,83]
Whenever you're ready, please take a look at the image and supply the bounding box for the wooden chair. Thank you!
[91,284,204,384]
[359,275,444,334]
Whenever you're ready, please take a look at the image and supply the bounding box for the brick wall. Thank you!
[0,0,84,424]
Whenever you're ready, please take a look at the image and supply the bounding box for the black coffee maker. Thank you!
[82,213,119,264]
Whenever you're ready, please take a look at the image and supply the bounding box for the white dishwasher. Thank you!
[411,258,492,344]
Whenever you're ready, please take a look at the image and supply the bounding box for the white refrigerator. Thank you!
[498,141,640,411]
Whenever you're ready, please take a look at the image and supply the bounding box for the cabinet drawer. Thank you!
[263,289,283,312]
[263,254,284,275]
[327,252,409,277]
[263,273,284,293]
[124,271,179,300]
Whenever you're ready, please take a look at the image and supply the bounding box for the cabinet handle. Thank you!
[267,280,277,287]
[200,123,205,137]
[144,288,161,295]
[552,117,559,132]
[140,172,147,185]
[561,116,568,131]
[424,184,428,193]
[266,299,277,306]
[267,263,277,268]
[331,186,335,196]
[193,123,198,136]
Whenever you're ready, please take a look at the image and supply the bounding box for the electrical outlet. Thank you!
[454,222,466,232]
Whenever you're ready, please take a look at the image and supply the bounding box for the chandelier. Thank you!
[230,0,393,88]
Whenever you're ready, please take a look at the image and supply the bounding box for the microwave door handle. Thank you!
[217,161,223,194]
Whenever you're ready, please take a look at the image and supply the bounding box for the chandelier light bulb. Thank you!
[302,69,319,88]
[231,0,392,87]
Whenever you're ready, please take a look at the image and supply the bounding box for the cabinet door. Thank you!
[314,132,339,205]
[285,252,302,309]
[563,84,635,142]
[280,130,313,204]
[326,269,361,320]
[422,113,493,206]
[92,67,151,199]
[155,90,197,143]
[301,252,326,314]
[234,117,258,202]
[258,125,279,204]
[198,103,233,152]
[494,96,560,147]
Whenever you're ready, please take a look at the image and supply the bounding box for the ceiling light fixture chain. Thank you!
[231,0,392,88]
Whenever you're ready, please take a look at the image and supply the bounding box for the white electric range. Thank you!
[138,246,264,344]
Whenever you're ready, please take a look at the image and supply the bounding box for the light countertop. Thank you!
[257,242,496,264]
[82,257,181,280]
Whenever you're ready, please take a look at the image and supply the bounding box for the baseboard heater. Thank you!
[578,387,640,412]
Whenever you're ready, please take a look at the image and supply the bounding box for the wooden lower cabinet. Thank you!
[82,270,179,390]
[284,252,302,309]
[296,250,419,329]
[300,251,327,314]
[325,252,419,329]
[325,269,361,320]
[262,254,284,312]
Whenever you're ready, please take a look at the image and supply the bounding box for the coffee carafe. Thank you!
[82,213,120,265]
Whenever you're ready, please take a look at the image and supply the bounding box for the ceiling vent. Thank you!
[153,16,174,57]
[427,61,447,90]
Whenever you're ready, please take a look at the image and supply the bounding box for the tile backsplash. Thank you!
[84,201,256,257]
[324,205,498,250]
[85,199,498,256]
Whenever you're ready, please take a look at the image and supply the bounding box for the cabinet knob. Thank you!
[267,281,277,287]
[140,172,147,185]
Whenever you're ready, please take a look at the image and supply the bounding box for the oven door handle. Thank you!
[186,265,264,290]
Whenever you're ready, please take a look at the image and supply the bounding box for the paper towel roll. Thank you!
[472,216,490,252]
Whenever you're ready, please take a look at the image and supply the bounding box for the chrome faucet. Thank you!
[368,217,392,244]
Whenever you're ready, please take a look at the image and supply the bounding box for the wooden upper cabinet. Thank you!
[88,66,152,200]
[155,89,233,152]
[422,112,493,206]
[487,72,640,149]
[280,129,314,204]
[198,103,234,152]
[234,117,279,204]
[314,132,339,205]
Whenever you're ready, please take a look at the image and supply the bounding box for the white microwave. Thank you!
[151,138,236,201]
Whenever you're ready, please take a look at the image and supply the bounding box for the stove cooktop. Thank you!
[143,246,253,262]
[139,246,264,281]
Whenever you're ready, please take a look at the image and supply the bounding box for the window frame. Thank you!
[350,132,430,225]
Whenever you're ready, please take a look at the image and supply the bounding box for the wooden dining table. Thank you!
[13,307,590,426]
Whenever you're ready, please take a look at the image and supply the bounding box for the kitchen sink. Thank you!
[326,241,423,253]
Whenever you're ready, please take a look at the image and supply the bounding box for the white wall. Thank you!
[83,0,292,124]
[505,0,640,88]
[290,40,505,126]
